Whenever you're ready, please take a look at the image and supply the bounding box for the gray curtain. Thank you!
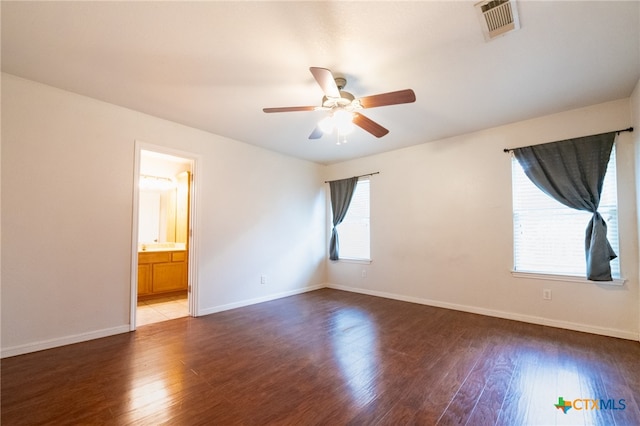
[329,177,358,260]
[513,132,616,281]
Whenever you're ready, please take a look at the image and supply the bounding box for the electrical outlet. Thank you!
[361,269,367,278]
[543,289,552,300]
[261,275,267,285]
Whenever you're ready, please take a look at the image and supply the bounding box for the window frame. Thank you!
[334,177,371,263]
[510,144,624,285]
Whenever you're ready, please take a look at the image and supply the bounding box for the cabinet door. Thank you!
[152,262,187,293]
[138,264,152,295]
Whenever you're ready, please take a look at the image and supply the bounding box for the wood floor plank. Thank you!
[436,333,506,425]
[2,288,639,425]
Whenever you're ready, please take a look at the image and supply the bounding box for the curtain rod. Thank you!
[324,171,380,183]
[502,127,634,153]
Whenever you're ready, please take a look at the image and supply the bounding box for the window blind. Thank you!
[337,178,370,260]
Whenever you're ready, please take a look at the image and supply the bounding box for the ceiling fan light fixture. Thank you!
[334,110,354,134]
[318,116,334,134]
[318,110,354,135]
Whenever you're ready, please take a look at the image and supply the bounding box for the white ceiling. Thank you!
[2,1,639,165]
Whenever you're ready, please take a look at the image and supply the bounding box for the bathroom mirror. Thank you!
[137,172,189,250]
[138,150,191,251]
[138,185,177,244]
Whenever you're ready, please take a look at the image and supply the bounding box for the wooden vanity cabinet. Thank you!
[138,263,152,295]
[137,250,188,296]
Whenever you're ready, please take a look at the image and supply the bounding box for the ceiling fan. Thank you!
[263,67,416,140]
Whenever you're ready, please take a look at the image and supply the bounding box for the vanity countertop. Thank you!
[138,243,186,252]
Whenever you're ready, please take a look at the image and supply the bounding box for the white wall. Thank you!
[631,76,640,340]
[1,74,327,357]
[325,98,639,340]
[3,73,638,358]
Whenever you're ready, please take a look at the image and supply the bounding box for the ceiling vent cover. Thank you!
[475,0,520,41]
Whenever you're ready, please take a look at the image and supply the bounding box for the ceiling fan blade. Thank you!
[309,67,340,98]
[352,113,389,138]
[263,106,317,113]
[309,126,323,140]
[359,89,416,109]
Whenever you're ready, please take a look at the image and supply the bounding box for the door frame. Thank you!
[130,140,201,330]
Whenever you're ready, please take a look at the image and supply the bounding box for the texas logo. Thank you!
[554,397,572,414]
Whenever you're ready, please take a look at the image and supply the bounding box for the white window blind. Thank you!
[337,178,370,260]
[512,144,620,278]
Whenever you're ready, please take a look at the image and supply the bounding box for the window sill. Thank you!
[511,270,625,286]
[331,258,372,265]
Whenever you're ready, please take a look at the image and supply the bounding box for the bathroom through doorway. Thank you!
[131,144,199,328]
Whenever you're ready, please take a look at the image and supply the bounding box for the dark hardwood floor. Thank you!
[2,288,639,425]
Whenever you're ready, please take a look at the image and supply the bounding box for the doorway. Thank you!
[131,143,199,329]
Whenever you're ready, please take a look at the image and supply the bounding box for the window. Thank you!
[511,145,620,278]
[336,178,370,260]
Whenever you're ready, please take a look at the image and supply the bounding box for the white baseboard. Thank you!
[2,284,325,358]
[1,325,131,359]
[326,283,639,341]
[197,284,326,317]
[5,282,634,358]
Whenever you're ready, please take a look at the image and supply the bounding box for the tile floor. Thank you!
[136,293,189,326]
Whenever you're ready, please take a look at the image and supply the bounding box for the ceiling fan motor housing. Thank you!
[322,90,356,108]
[334,77,347,90]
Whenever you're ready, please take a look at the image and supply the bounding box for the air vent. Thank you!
[475,0,520,41]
